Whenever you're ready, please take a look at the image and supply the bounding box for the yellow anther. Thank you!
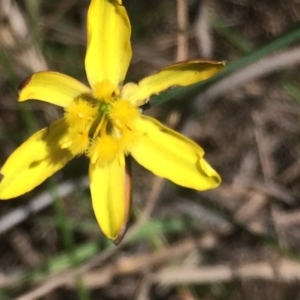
[60,130,90,155]
[70,132,90,155]
[93,80,117,101]
[61,141,73,149]
[64,98,97,132]
[92,115,107,140]
[88,136,120,165]
[109,100,140,130]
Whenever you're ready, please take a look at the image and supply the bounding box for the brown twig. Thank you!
[176,0,189,61]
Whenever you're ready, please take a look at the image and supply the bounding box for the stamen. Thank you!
[78,113,85,119]
[64,98,97,132]
[70,132,90,155]
[109,100,140,130]
[93,80,117,101]
[93,115,106,139]
[61,85,142,164]
[59,130,90,155]
[61,141,73,149]
[88,136,120,165]
[100,118,109,137]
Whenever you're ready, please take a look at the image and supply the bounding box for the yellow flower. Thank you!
[0,0,224,243]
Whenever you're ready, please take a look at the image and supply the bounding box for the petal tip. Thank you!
[18,74,33,100]
[212,173,222,187]
[111,223,128,245]
[198,158,222,189]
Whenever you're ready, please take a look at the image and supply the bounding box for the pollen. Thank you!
[109,100,140,130]
[93,80,118,101]
[88,136,121,165]
[60,130,90,155]
[64,98,97,132]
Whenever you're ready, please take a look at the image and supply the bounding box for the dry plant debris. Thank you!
[1,0,300,299]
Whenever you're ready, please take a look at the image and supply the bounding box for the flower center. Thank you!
[62,82,140,165]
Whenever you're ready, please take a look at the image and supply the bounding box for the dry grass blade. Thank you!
[196,46,300,105]
[152,260,300,285]
[0,0,47,73]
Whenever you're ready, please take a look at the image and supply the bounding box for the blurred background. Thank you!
[1,0,300,299]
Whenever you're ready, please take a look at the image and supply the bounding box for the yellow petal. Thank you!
[85,0,132,89]
[122,60,225,106]
[0,119,74,199]
[131,116,221,190]
[19,71,91,107]
[89,157,131,243]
